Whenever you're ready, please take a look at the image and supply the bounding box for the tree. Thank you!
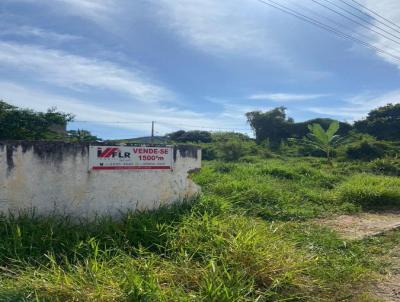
[166,130,186,141]
[166,130,212,143]
[211,131,252,142]
[246,107,293,146]
[67,129,101,142]
[0,100,74,140]
[288,118,352,138]
[354,103,400,140]
[301,121,343,164]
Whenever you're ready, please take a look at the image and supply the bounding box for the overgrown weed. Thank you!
[1,157,399,301]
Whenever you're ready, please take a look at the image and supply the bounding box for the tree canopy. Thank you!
[246,107,352,147]
[0,100,74,140]
[166,130,212,143]
[246,107,293,146]
[354,103,400,141]
[0,100,101,141]
[67,129,101,142]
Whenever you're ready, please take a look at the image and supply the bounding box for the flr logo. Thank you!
[97,147,131,158]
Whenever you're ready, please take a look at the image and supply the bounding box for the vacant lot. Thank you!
[1,157,400,301]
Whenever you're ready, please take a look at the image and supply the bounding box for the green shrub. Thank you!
[368,157,400,176]
[260,167,298,180]
[336,174,400,209]
[211,131,252,142]
[281,139,333,157]
[167,130,212,143]
[217,138,262,162]
[213,162,236,173]
[218,139,247,161]
[200,137,265,162]
[345,140,398,161]
[238,155,261,163]
[200,144,218,160]
[346,141,385,160]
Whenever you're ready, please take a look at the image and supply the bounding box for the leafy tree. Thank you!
[246,107,293,146]
[166,130,212,143]
[301,121,343,164]
[166,130,186,141]
[67,129,101,142]
[354,103,400,140]
[288,118,352,138]
[211,131,252,142]
[0,100,74,140]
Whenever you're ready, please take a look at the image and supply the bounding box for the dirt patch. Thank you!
[318,212,400,240]
[372,247,400,302]
[373,275,400,301]
[318,213,400,301]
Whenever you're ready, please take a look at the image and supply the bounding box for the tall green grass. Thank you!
[0,212,380,301]
[1,157,399,301]
[336,174,400,209]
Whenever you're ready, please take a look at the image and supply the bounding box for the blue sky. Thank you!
[0,0,399,139]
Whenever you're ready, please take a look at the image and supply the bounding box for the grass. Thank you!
[336,174,400,209]
[0,157,399,301]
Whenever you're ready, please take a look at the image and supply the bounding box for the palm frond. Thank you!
[326,121,340,138]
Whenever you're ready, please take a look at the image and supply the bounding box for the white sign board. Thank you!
[89,145,174,170]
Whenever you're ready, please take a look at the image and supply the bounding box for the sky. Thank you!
[0,0,399,139]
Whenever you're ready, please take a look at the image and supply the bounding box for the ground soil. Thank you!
[319,212,400,240]
[372,245,400,302]
[318,212,400,302]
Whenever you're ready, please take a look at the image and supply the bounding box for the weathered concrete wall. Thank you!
[0,142,201,218]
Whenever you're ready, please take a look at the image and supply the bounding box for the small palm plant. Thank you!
[303,121,343,164]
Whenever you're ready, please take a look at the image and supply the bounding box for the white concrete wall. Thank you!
[0,142,201,218]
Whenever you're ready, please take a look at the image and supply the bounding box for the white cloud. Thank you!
[50,0,123,27]
[360,0,400,67]
[0,82,252,136]
[5,0,120,24]
[220,103,271,121]
[0,42,174,103]
[155,0,291,63]
[249,93,329,101]
[0,25,80,43]
[346,89,400,112]
[307,90,400,121]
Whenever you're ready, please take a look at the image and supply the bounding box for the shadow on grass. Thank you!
[0,287,32,302]
[0,199,196,266]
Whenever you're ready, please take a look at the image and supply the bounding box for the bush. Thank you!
[167,130,212,143]
[368,157,400,176]
[346,140,393,161]
[216,139,262,162]
[260,167,298,180]
[239,155,262,163]
[281,139,332,158]
[201,144,218,160]
[218,139,246,161]
[213,162,236,173]
[336,174,400,209]
[211,131,252,142]
[199,135,267,162]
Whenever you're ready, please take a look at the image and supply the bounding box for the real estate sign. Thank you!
[89,145,174,170]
